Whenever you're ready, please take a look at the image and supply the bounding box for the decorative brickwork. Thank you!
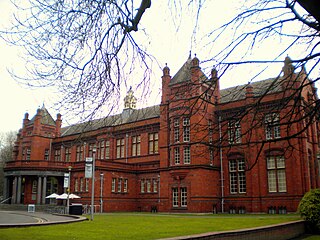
[4,56,320,213]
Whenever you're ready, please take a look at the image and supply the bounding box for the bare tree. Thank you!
[2,0,319,139]
[209,0,319,77]
[0,131,16,197]
[3,0,153,121]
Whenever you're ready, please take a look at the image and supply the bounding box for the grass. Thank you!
[0,213,301,240]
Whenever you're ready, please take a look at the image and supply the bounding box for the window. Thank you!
[116,138,125,158]
[25,147,31,160]
[132,135,141,156]
[32,180,37,193]
[209,148,214,165]
[265,113,281,140]
[99,140,105,160]
[85,179,89,192]
[76,145,83,161]
[149,133,159,154]
[172,187,187,207]
[183,117,190,142]
[44,149,49,160]
[80,178,83,192]
[174,119,180,143]
[229,158,246,194]
[183,146,191,164]
[172,188,179,207]
[105,140,110,159]
[65,147,71,162]
[141,180,145,193]
[118,178,122,192]
[124,179,128,193]
[267,155,286,192]
[174,147,180,165]
[54,149,61,161]
[153,179,158,193]
[147,179,151,193]
[228,120,241,144]
[181,187,187,207]
[111,178,116,192]
[74,179,79,192]
[88,143,96,157]
[98,140,110,160]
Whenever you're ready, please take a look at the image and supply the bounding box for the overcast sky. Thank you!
[0,0,306,133]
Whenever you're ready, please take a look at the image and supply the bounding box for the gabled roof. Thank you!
[169,58,209,86]
[29,105,56,126]
[61,105,160,136]
[220,78,283,103]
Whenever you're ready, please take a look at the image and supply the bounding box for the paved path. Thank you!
[0,210,87,227]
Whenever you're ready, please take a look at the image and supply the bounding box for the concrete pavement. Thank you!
[0,210,87,228]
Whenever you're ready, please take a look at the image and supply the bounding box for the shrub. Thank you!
[298,189,320,232]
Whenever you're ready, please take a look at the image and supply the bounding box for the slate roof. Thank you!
[59,61,284,137]
[29,106,56,126]
[61,105,160,136]
[220,78,282,103]
[169,58,209,86]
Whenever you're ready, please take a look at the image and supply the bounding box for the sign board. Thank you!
[85,163,93,178]
[63,173,69,188]
[85,157,93,178]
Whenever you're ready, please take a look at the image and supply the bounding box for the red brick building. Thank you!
[3,56,320,213]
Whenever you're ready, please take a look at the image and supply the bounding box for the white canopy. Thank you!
[45,193,59,199]
[69,193,81,199]
[56,193,81,200]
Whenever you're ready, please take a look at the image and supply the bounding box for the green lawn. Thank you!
[0,213,301,240]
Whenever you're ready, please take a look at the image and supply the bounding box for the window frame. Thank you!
[174,147,180,165]
[183,146,191,164]
[229,158,246,194]
[267,155,287,193]
[148,133,159,154]
[116,138,125,158]
[132,135,141,156]
[228,120,241,144]
[265,113,281,140]
[183,117,190,142]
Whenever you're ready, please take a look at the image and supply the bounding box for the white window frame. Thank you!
[267,155,286,193]
[172,188,179,207]
[124,179,128,193]
[141,179,145,193]
[174,147,180,165]
[228,120,241,144]
[174,118,180,143]
[181,187,187,207]
[183,146,191,164]
[229,159,246,194]
[111,178,116,192]
[118,178,122,193]
[265,113,281,140]
[153,179,158,193]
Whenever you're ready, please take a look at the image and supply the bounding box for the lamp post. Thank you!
[67,165,72,214]
[90,148,96,221]
[100,173,104,213]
